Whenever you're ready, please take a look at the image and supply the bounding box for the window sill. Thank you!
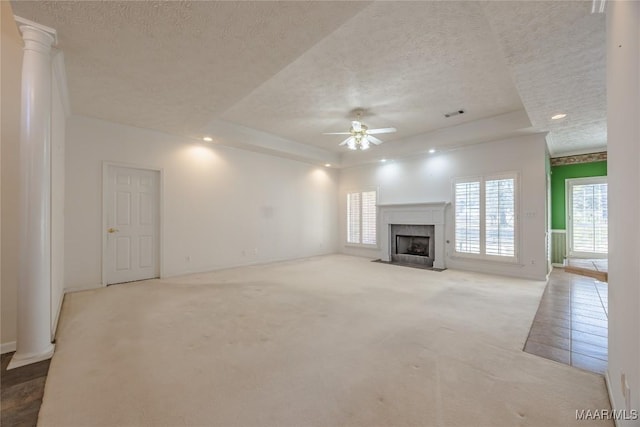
[449,254,522,266]
[345,243,379,250]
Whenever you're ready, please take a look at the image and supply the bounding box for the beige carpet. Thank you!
[40,255,612,426]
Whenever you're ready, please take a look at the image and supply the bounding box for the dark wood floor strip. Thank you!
[0,352,50,427]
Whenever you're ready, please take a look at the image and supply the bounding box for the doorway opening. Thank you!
[565,176,608,281]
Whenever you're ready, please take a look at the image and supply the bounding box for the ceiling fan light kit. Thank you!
[325,111,396,151]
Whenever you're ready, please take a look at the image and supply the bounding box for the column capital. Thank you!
[15,15,57,48]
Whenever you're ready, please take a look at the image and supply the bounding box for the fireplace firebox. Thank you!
[396,235,429,257]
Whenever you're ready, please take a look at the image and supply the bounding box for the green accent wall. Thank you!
[551,161,607,230]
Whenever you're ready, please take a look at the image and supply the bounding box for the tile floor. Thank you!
[524,268,608,374]
[566,257,608,273]
[565,258,608,282]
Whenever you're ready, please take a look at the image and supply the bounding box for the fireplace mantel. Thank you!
[378,202,449,269]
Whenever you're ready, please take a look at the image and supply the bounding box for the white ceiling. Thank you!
[12,1,606,164]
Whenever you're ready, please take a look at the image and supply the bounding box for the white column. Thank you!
[8,21,57,370]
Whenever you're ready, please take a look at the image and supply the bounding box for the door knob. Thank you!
[107,227,119,233]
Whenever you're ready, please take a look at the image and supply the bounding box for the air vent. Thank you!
[444,109,465,118]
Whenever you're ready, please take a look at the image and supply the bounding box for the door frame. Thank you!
[565,176,608,259]
[101,162,164,286]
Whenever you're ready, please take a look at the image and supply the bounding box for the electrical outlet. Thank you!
[185,255,191,263]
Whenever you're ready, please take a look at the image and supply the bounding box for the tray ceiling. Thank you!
[11,1,606,161]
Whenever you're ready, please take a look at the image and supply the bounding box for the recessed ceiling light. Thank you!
[381,159,387,163]
[429,149,436,154]
[324,163,331,167]
[551,114,567,120]
[203,136,213,142]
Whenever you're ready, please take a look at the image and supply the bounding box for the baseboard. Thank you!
[165,252,337,279]
[1,341,16,354]
[446,259,548,281]
[64,284,104,293]
[552,263,566,268]
[605,371,621,427]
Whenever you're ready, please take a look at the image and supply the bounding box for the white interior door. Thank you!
[105,166,160,285]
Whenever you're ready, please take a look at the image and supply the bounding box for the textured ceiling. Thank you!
[481,1,606,155]
[219,1,523,150]
[11,1,370,136]
[11,0,606,159]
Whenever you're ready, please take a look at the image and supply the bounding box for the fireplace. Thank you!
[390,225,435,267]
[396,235,429,257]
[378,202,448,269]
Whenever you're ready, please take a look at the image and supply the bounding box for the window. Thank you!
[567,178,607,256]
[454,174,517,260]
[455,180,480,254]
[485,178,516,257]
[347,190,377,245]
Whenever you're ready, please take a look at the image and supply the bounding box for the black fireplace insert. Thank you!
[395,235,429,257]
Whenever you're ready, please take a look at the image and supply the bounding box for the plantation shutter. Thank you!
[347,190,377,245]
[347,192,361,244]
[485,178,515,257]
[572,183,608,254]
[455,181,481,254]
[361,191,377,245]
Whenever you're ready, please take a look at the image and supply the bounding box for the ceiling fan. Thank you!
[324,111,396,150]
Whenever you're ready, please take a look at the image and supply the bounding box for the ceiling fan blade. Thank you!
[323,132,351,135]
[339,136,355,146]
[351,121,362,132]
[367,135,384,145]
[367,127,397,135]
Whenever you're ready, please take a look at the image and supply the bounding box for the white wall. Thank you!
[339,134,548,280]
[51,53,67,339]
[607,1,640,423]
[0,2,22,352]
[64,116,339,290]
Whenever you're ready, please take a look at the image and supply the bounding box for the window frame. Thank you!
[453,172,519,263]
[566,176,608,258]
[345,189,378,248]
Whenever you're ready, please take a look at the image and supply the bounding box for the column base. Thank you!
[7,343,55,370]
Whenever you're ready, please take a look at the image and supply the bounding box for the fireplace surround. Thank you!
[378,202,448,269]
